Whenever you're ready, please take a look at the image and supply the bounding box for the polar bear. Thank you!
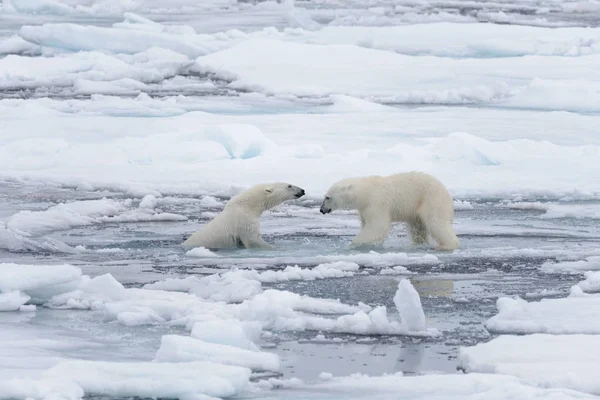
[320,172,458,251]
[183,182,305,250]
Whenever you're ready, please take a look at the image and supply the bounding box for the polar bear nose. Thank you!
[295,188,305,198]
[320,205,331,214]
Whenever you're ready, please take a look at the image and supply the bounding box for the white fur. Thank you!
[183,182,305,250]
[320,172,459,251]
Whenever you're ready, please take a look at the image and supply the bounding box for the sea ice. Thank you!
[460,334,600,395]
[485,295,600,334]
[155,334,280,371]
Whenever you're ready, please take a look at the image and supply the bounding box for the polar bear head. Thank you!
[229,182,305,214]
[320,178,357,214]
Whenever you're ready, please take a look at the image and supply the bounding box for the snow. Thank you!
[577,271,600,293]
[485,295,600,334]
[20,23,207,58]
[195,37,600,112]
[2,198,186,240]
[460,334,600,395]
[155,334,280,371]
[191,319,261,351]
[6,199,123,236]
[186,247,221,258]
[0,379,84,400]
[43,359,251,400]
[0,291,30,311]
[284,23,600,58]
[0,263,83,302]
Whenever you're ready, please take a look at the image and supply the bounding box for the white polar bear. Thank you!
[183,182,305,250]
[320,172,458,251]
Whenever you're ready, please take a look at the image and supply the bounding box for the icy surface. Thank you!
[460,334,600,395]
[485,295,600,334]
[257,372,599,400]
[155,334,280,371]
[0,263,83,302]
[44,359,251,400]
[541,256,600,274]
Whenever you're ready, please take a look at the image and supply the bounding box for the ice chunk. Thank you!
[20,23,205,58]
[0,35,40,56]
[299,371,599,400]
[186,247,220,258]
[0,291,30,312]
[145,273,261,303]
[138,194,158,209]
[486,295,600,334]
[155,335,280,372]
[253,261,359,282]
[273,305,437,336]
[328,95,396,113]
[542,256,600,274]
[460,334,600,395]
[191,319,261,351]
[80,273,125,301]
[578,271,600,293]
[73,78,148,96]
[379,266,412,275]
[6,199,124,236]
[285,24,600,58]
[198,196,222,208]
[43,360,251,400]
[0,263,83,302]
[0,378,83,400]
[454,200,474,210]
[393,279,426,332]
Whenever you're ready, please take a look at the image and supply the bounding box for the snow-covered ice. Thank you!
[460,334,600,395]
[258,372,599,400]
[44,359,251,400]
[155,334,280,371]
[485,294,600,334]
[0,263,83,302]
[577,271,600,293]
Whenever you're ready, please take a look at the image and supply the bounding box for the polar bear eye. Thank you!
[288,185,292,188]
[325,196,330,200]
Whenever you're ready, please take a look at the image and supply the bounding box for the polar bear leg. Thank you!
[430,225,458,251]
[408,216,429,245]
[422,211,458,251]
[240,234,275,250]
[350,210,391,248]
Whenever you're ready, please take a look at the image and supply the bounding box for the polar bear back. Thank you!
[346,172,454,222]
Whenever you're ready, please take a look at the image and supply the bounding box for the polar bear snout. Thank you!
[320,204,331,214]
[294,188,306,198]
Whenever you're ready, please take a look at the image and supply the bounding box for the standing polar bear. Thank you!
[183,182,305,250]
[320,172,458,251]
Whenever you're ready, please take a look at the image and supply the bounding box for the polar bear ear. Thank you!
[342,183,353,191]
